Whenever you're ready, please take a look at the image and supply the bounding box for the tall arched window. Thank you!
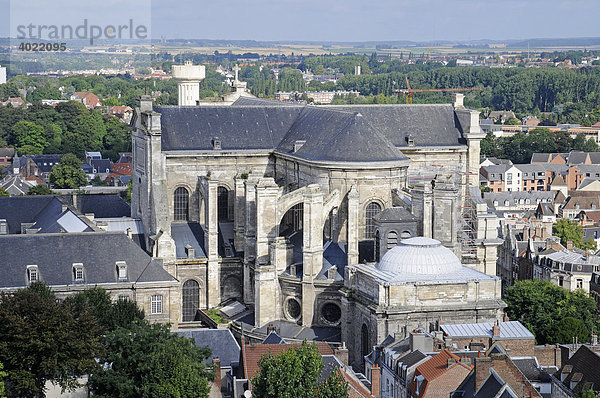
[361,324,370,360]
[182,279,200,322]
[365,202,382,238]
[174,187,189,221]
[217,186,231,221]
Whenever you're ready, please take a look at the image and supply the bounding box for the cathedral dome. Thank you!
[376,237,462,275]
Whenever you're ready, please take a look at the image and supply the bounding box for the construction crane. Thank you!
[394,76,482,104]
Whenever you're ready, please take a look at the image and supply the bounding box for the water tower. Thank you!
[172,61,205,106]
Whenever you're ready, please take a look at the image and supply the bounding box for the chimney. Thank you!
[213,356,222,391]
[492,321,501,337]
[452,93,465,109]
[334,342,349,367]
[474,357,493,391]
[370,364,380,398]
[267,323,275,335]
[126,227,133,239]
[503,313,510,322]
[592,333,598,346]
[567,240,573,251]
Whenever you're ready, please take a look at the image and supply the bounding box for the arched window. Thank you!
[217,186,232,221]
[401,230,412,239]
[365,202,382,239]
[174,187,189,221]
[182,279,200,322]
[361,324,370,360]
[387,231,398,249]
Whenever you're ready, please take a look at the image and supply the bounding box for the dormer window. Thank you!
[406,135,415,146]
[116,261,128,281]
[72,263,84,282]
[212,137,221,150]
[294,140,306,152]
[27,265,39,283]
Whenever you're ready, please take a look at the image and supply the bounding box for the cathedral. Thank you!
[131,62,504,368]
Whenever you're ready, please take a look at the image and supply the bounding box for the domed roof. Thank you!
[376,237,462,275]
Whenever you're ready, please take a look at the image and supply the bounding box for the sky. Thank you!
[1,0,599,42]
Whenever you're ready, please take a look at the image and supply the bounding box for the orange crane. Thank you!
[394,76,482,104]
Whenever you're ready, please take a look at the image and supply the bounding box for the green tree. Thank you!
[0,362,6,398]
[27,185,54,195]
[49,153,88,189]
[553,218,585,249]
[64,287,144,333]
[504,280,600,344]
[251,341,349,398]
[0,283,103,397]
[0,189,8,197]
[13,120,48,155]
[89,321,213,398]
[547,317,590,345]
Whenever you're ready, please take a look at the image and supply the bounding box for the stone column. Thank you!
[255,178,279,266]
[347,186,359,266]
[412,183,433,238]
[244,177,260,264]
[302,184,324,326]
[205,178,220,307]
[432,175,459,253]
[243,177,259,305]
[254,264,277,327]
[455,108,485,187]
[233,176,246,251]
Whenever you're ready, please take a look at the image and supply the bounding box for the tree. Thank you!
[13,120,48,155]
[0,189,8,197]
[553,218,585,249]
[0,283,103,397]
[251,341,349,398]
[0,362,6,398]
[49,153,88,189]
[27,184,54,195]
[64,287,144,333]
[89,321,213,398]
[504,280,600,344]
[547,317,590,345]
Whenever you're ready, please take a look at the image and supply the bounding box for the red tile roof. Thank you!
[242,341,333,381]
[410,350,473,398]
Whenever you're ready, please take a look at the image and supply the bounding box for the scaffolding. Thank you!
[407,163,480,264]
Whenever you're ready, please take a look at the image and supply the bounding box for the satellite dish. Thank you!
[244,390,252,398]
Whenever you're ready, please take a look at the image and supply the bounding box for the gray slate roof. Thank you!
[171,222,206,259]
[74,194,131,218]
[154,101,467,163]
[175,328,241,368]
[0,232,174,289]
[276,108,407,162]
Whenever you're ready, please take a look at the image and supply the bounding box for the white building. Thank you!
[0,65,6,85]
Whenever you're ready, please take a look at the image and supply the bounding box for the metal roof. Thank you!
[441,321,534,340]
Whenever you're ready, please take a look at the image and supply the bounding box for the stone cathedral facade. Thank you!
[131,72,504,368]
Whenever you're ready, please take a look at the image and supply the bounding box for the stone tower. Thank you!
[172,61,205,106]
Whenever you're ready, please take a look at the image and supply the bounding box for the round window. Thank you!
[286,298,301,320]
[321,302,341,324]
